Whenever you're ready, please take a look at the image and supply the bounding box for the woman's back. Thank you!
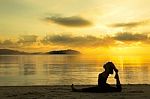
[98,73,111,90]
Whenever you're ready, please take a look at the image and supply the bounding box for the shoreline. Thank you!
[0,84,149,99]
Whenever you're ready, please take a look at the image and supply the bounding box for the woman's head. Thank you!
[103,62,115,74]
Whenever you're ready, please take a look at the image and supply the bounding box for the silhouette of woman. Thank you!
[71,62,122,92]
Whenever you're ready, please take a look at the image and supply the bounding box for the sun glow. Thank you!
[109,46,142,56]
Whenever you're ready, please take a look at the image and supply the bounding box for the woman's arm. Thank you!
[114,72,122,92]
[115,73,121,85]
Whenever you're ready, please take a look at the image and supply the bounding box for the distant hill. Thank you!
[46,49,81,55]
[0,49,28,55]
[0,49,81,55]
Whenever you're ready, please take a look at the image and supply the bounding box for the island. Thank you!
[0,49,28,55]
[0,49,81,55]
[46,49,81,55]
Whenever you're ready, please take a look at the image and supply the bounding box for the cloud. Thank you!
[40,33,150,47]
[45,15,92,27]
[0,39,18,48]
[17,35,38,45]
[0,35,39,49]
[1,40,14,45]
[1,33,150,49]
[41,34,115,47]
[114,32,148,42]
[109,19,150,28]
[41,32,149,47]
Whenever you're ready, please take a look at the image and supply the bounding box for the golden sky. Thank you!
[0,0,150,55]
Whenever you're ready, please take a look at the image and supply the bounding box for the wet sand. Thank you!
[0,84,149,99]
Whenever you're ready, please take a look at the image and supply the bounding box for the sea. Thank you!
[0,55,149,86]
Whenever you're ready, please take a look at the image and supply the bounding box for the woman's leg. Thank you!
[81,86,100,92]
[71,84,82,92]
[109,73,122,92]
[71,84,100,92]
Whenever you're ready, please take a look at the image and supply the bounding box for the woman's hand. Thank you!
[114,68,118,73]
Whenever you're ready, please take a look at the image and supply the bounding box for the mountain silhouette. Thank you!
[0,49,27,55]
[46,49,81,55]
[0,49,81,55]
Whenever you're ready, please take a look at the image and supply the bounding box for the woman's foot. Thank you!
[71,84,75,91]
[71,84,82,92]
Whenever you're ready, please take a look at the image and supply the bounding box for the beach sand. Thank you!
[0,85,149,99]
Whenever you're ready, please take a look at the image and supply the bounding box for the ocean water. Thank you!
[0,55,150,86]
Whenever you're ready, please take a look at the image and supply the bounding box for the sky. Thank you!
[1,0,150,55]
